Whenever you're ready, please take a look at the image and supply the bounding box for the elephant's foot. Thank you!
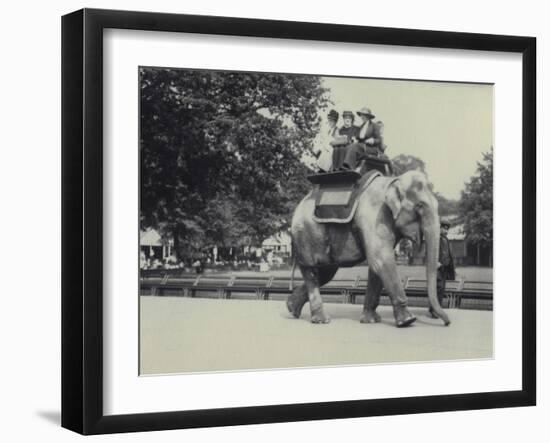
[393,306,416,328]
[286,297,307,319]
[360,309,381,324]
[310,307,331,324]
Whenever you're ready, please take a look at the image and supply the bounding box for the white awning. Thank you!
[140,229,163,246]
[262,231,291,247]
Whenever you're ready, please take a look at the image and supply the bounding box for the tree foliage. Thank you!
[391,154,427,176]
[459,148,493,246]
[434,192,459,217]
[392,154,458,217]
[140,68,327,258]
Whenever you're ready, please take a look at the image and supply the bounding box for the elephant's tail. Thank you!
[289,258,297,292]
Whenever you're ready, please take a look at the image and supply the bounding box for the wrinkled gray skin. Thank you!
[288,170,451,327]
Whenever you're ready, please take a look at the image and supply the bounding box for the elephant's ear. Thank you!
[385,178,403,219]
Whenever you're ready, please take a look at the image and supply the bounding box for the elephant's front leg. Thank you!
[369,251,416,327]
[360,269,383,323]
[302,267,330,324]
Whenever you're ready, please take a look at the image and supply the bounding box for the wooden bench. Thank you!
[458,281,493,309]
[140,274,493,310]
[347,277,367,304]
[264,277,356,302]
[321,278,357,303]
[186,275,233,299]
[403,278,464,308]
[141,273,206,296]
[140,276,166,296]
[226,276,272,300]
[263,277,299,300]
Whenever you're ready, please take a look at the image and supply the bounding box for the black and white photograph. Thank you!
[1,0,545,440]
[138,67,494,375]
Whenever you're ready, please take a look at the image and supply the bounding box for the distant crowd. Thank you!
[140,249,288,273]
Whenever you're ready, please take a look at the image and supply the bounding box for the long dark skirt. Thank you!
[331,145,348,170]
[343,143,383,169]
[342,143,366,169]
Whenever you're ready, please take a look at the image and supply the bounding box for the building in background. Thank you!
[261,231,292,257]
[140,228,293,267]
[140,229,174,262]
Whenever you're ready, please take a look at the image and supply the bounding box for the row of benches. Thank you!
[140,273,493,310]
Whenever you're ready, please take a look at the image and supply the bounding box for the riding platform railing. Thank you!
[140,272,493,310]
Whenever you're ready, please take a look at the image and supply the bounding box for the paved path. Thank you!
[140,297,493,375]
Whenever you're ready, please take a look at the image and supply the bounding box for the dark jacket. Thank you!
[439,234,456,280]
[334,125,359,145]
[357,121,381,144]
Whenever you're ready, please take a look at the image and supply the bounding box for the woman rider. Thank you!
[341,107,384,170]
[331,110,359,170]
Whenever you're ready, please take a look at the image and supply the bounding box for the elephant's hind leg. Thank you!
[286,265,338,321]
[304,267,330,324]
[287,284,308,318]
[360,269,383,323]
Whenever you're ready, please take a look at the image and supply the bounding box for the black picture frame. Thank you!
[62,8,536,435]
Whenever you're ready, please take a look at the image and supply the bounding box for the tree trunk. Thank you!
[172,225,180,260]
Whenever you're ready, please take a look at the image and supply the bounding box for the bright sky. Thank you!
[322,76,493,200]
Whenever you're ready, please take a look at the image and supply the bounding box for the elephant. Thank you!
[288,170,450,327]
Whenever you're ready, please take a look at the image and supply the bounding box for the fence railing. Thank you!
[140,272,493,310]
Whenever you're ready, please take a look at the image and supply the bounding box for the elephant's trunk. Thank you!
[423,202,451,326]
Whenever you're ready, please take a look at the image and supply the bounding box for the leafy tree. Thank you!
[392,154,458,218]
[459,148,493,247]
[434,192,459,217]
[140,68,327,257]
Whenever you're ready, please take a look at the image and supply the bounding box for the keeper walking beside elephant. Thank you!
[431,220,456,318]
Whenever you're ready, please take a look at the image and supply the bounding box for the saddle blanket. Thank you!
[313,170,382,223]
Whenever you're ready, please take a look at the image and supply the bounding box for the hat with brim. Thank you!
[328,109,339,121]
[440,221,451,229]
[357,107,375,119]
[342,111,354,119]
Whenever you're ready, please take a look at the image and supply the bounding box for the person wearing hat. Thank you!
[314,109,340,172]
[330,110,359,170]
[429,219,456,318]
[341,107,384,170]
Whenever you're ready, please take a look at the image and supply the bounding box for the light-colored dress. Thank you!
[316,125,338,171]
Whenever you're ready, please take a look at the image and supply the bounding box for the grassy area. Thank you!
[215,265,493,282]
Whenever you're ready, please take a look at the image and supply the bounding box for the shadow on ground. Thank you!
[36,410,60,426]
